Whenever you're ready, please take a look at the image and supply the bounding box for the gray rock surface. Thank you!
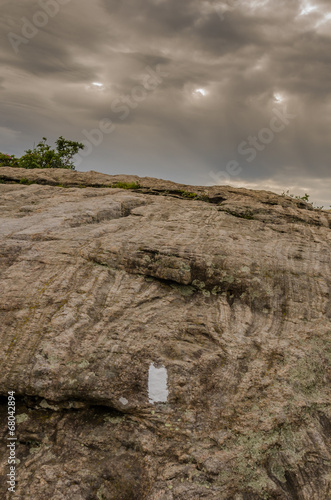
[0,167,331,499]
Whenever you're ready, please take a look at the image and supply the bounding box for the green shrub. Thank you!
[281,190,328,209]
[0,153,20,168]
[281,190,310,202]
[0,137,84,170]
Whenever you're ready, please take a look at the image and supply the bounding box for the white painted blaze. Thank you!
[148,363,168,404]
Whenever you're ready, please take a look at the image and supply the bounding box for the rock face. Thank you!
[0,167,331,499]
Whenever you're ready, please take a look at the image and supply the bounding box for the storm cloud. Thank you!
[1,0,330,205]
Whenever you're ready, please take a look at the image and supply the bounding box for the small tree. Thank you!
[18,137,84,170]
[55,136,85,170]
[0,137,84,170]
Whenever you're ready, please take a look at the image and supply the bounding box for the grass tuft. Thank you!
[111,181,140,189]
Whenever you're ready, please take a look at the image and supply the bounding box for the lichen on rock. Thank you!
[0,168,330,499]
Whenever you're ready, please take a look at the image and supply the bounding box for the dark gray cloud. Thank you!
[1,0,331,205]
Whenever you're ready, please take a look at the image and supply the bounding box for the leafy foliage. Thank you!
[0,137,84,170]
[281,190,310,202]
[0,153,20,168]
[281,190,328,209]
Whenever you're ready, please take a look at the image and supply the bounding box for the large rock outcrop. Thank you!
[0,167,331,499]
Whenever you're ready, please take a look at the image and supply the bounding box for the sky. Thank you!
[1,0,331,206]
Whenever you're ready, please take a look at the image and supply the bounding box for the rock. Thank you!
[0,167,330,499]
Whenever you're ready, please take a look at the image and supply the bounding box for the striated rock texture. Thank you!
[0,167,331,499]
